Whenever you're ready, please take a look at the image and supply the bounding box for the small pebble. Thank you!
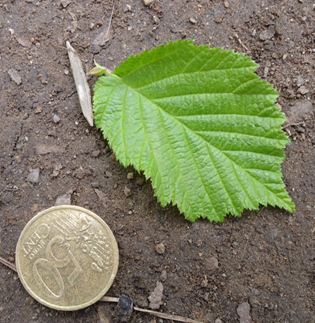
[26,168,40,183]
[8,68,22,85]
[215,319,223,323]
[201,276,208,287]
[127,172,134,180]
[53,115,60,123]
[160,270,167,281]
[34,107,42,114]
[91,150,100,158]
[237,302,252,323]
[152,15,160,24]
[64,69,69,75]
[297,75,305,86]
[55,193,71,206]
[60,0,72,8]
[155,242,165,254]
[124,186,132,197]
[124,5,132,12]
[143,0,154,6]
[148,282,164,310]
[224,1,229,7]
[205,257,219,271]
[259,27,275,41]
[189,17,197,24]
[298,86,309,95]
[16,36,32,48]
[251,288,260,296]
[105,171,113,178]
[136,177,145,186]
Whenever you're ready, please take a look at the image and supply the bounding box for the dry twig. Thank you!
[0,256,17,272]
[234,33,249,51]
[99,296,203,323]
[106,0,116,40]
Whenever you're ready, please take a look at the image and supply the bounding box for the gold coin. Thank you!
[16,205,119,311]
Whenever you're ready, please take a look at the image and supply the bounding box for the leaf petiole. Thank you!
[88,61,112,76]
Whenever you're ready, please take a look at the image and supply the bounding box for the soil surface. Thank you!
[0,0,315,322]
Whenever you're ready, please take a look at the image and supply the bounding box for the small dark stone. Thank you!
[116,296,133,322]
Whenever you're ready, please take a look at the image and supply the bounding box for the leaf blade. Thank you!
[93,40,295,222]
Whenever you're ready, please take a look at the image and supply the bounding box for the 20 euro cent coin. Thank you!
[16,205,119,311]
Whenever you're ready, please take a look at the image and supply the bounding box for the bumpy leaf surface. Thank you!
[93,40,295,222]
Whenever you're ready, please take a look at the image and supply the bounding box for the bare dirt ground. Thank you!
[0,0,315,322]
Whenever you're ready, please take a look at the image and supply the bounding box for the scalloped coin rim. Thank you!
[15,205,119,311]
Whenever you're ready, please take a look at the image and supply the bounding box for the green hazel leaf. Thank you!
[93,39,295,222]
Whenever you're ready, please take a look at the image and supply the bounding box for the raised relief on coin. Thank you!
[16,206,119,311]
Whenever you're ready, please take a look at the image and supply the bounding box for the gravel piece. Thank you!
[55,193,71,206]
[51,163,62,178]
[237,302,251,323]
[73,166,91,179]
[148,282,163,310]
[105,171,113,178]
[60,0,72,8]
[53,115,60,123]
[205,257,219,271]
[136,177,145,185]
[35,144,63,155]
[288,100,313,123]
[8,69,22,85]
[155,242,165,254]
[127,172,134,180]
[16,36,32,48]
[298,86,309,95]
[297,75,305,86]
[26,168,40,183]
[160,270,167,282]
[201,276,208,287]
[143,0,154,6]
[91,150,100,158]
[259,26,275,40]
[251,288,260,296]
[124,186,132,197]
[91,182,99,188]
[34,107,42,114]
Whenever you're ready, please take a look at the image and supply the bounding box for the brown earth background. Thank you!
[0,0,314,322]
